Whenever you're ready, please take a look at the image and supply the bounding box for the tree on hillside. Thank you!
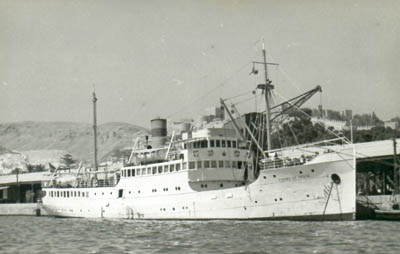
[60,154,77,168]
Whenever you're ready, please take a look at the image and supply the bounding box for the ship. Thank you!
[41,44,356,220]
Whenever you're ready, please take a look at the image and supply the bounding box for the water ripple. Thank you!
[1,217,400,253]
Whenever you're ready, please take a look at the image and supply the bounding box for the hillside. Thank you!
[0,121,148,163]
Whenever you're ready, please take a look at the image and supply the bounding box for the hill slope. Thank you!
[0,121,147,162]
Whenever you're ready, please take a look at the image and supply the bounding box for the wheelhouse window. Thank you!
[158,166,162,174]
[136,169,140,176]
[142,168,146,175]
[216,140,221,147]
[197,161,202,169]
[218,160,224,168]
[189,161,195,170]
[176,163,181,171]
[128,169,131,177]
[232,161,238,169]
[169,164,175,172]
[164,165,169,173]
[225,160,231,168]
[221,140,226,148]
[152,167,156,174]
[204,160,210,168]
[210,140,215,147]
[227,140,232,148]
[232,141,237,148]
[211,160,217,168]
[182,162,187,170]
[201,140,208,148]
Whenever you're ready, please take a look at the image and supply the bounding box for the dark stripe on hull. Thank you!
[46,212,355,221]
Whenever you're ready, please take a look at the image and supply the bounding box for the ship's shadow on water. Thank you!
[1,216,400,254]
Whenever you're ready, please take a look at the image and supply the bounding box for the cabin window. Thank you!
[56,191,59,197]
[232,141,237,148]
[158,166,162,174]
[238,161,243,169]
[152,167,156,174]
[142,168,146,175]
[197,161,202,169]
[204,160,210,168]
[63,191,66,197]
[211,160,217,168]
[86,192,89,198]
[218,160,224,168]
[128,169,131,177]
[164,165,169,173]
[132,169,135,177]
[227,140,232,148]
[216,140,221,147]
[189,161,195,169]
[210,140,215,147]
[118,189,123,198]
[176,163,181,171]
[194,142,199,148]
[170,164,175,172]
[136,169,140,176]
[78,192,80,197]
[221,140,226,148]
[201,140,208,148]
[182,162,187,170]
[225,161,231,168]
[184,143,187,149]
[74,191,77,197]
[147,168,151,174]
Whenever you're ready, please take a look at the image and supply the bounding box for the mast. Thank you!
[262,41,272,151]
[252,40,277,151]
[92,89,98,171]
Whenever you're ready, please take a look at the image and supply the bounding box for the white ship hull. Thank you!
[42,156,355,220]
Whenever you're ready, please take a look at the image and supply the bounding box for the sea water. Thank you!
[0,216,399,254]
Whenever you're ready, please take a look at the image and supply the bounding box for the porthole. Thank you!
[263,176,267,179]
[299,171,303,174]
[273,175,276,178]
[311,169,315,173]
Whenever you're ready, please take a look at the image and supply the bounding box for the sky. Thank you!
[1,0,399,128]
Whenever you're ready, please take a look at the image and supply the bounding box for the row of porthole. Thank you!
[201,183,226,188]
[94,192,113,196]
[262,169,316,179]
[253,194,310,204]
[160,206,189,212]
